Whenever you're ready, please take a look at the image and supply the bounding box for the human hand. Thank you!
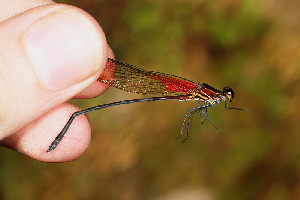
[0,1,113,162]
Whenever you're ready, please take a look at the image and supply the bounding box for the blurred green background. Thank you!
[1,0,300,199]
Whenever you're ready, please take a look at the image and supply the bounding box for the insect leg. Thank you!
[176,106,200,141]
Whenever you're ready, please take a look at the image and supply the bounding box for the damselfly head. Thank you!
[222,86,235,102]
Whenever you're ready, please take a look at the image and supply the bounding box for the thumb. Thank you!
[0,5,107,150]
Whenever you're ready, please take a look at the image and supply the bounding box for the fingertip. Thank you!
[23,4,107,91]
[74,81,110,99]
[0,3,109,139]
[73,50,115,99]
[1,103,91,162]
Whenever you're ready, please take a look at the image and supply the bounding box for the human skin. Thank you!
[0,0,114,162]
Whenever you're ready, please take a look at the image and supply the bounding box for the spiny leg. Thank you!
[176,102,220,143]
[198,102,209,125]
[176,106,200,141]
[182,108,201,142]
[176,103,214,142]
[224,100,247,111]
[200,108,221,134]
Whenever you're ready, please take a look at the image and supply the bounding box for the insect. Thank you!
[47,58,245,152]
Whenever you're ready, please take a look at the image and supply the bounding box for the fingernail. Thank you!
[24,8,103,91]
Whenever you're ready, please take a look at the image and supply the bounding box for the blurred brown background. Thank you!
[1,0,300,199]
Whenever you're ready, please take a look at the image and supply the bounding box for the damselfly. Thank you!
[47,58,245,152]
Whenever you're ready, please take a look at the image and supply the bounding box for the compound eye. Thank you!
[223,87,235,102]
